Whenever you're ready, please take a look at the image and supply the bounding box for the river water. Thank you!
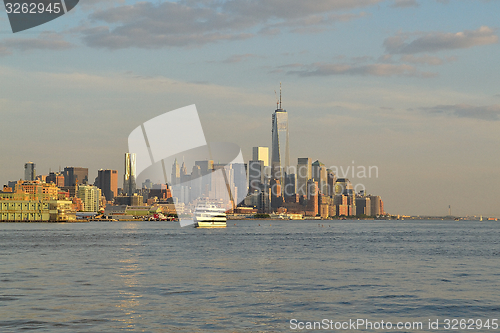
[1,220,499,332]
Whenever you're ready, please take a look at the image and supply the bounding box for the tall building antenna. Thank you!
[279,82,282,109]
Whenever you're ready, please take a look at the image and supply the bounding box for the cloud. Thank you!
[384,26,498,54]
[420,104,500,121]
[221,0,382,19]
[391,0,419,8]
[400,54,456,65]
[221,54,261,64]
[0,33,73,55]
[82,1,256,48]
[286,62,436,77]
[81,0,380,49]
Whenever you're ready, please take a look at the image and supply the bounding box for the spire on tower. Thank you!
[279,82,282,109]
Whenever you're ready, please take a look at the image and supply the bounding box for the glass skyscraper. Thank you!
[271,102,289,196]
[24,162,36,181]
[124,153,137,196]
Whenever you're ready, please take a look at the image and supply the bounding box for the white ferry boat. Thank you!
[193,203,227,228]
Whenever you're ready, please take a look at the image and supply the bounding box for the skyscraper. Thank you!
[46,172,64,187]
[77,185,101,212]
[296,158,312,197]
[171,159,180,185]
[95,169,118,202]
[24,162,36,181]
[271,84,289,196]
[312,160,328,195]
[63,167,88,186]
[124,153,137,196]
[252,147,269,168]
[248,160,265,193]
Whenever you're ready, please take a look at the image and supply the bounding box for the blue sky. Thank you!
[1,0,500,216]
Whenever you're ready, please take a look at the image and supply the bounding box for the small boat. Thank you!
[193,203,227,228]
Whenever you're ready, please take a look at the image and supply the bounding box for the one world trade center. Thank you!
[271,85,290,197]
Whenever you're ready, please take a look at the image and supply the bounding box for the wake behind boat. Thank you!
[193,203,227,228]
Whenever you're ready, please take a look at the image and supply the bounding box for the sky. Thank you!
[1,0,499,217]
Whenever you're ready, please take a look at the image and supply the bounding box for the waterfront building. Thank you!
[24,162,36,181]
[63,167,89,186]
[123,153,137,196]
[0,200,76,222]
[368,195,384,216]
[334,195,349,216]
[356,196,372,216]
[319,194,333,219]
[76,185,101,212]
[95,169,118,202]
[296,158,312,197]
[0,184,76,222]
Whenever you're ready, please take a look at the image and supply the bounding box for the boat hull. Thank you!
[194,221,227,228]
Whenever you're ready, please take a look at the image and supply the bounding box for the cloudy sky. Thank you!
[1,0,499,217]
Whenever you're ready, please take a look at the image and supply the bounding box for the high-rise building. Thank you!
[327,169,337,196]
[24,162,36,181]
[189,165,202,202]
[271,91,289,199]
[356,196,371,216]
[334,178,353,196]
[76,185,101,212]
[312,160,328,195]
[368,195,383,216]
[252,147,269,168]
[180,161,189,183]
[142,179,153,189]
[306,180,318,216]
[46,172,65,187]
[195,160,213,197]
[123,153,137,196]
[63,167,88,186]
[95,169,118,202]
[232,163,247,204]
[284,173,296,198]
[171,159,180,185]
[296,158,312,197]
[248,160,265,193]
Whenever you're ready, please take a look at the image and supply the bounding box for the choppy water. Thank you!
[1,220,499,332]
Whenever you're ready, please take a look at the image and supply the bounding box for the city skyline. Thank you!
[1,1,500,216]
